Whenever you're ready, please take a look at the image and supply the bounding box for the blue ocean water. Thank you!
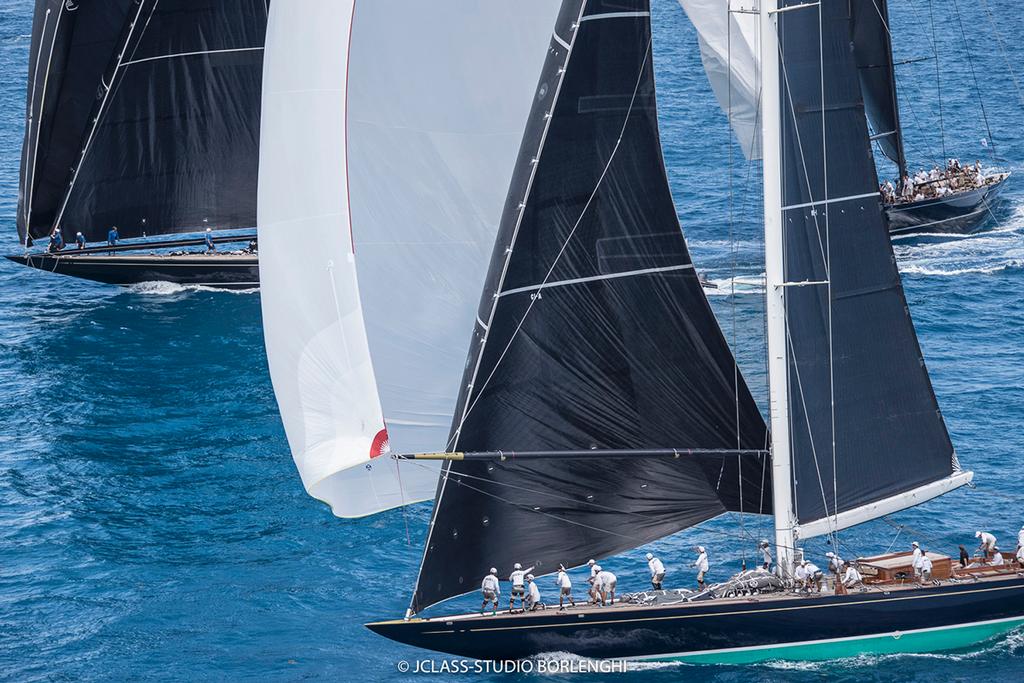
[1,0,1023,680]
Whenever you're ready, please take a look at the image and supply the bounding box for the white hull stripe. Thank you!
[123,46,263,67]
[580,11,650,22]
[498,263,693,297]
[628,614,1024,661]
[782,191,879,212]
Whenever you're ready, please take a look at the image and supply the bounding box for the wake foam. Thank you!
[126,281,258,296]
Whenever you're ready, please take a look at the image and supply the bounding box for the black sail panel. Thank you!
[850,0,905,175]
[411,0,769,613]
[17,0,267,243]
[777,0,954,526]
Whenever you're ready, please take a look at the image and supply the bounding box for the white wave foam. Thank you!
[703,273,766,296]
[125,281,258,296]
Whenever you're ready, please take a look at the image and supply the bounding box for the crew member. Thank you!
[509,562,534,612]
[594,565,617,606]
[976,530,997,560]
[759,540,773,572]
[1017,541,1024,569]
[75,231,86,250]
[480,568,500,615]
[990,548,1005,567]
[204,227,216,253]
[107,225,119,247]
[959,545,970,568]
[525,574,543,612]
[911,541,923,582]
[920,549,934,582]
[1017,525,1024,568]
[48,228,64,252]
[842,561,864,589]
[586,559,599,604]
[555,564,574,610]
[825,551,844,577]
[794,560,808,591]
[646,552,666,590]
[803,560,824,593]
[692,546,709,591]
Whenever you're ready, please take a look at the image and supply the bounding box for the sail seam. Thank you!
[122,46,263,67]
[579,11,649,22]
[781,191,879,211]
[497,263,694,297]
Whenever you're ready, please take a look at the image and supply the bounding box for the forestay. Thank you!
[775,0,968,538]
[410,0,770,614]
[17,0,267,243]
[258,1,561,517]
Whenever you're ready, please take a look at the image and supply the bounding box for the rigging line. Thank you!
[784,323,839,541]
[51,0,156,233]
[947,0,996,158]
[397,454,776,549]
[926,0,946,162]
[447,32,654,450]
[977,0,1024,110]
[24,3,67,239]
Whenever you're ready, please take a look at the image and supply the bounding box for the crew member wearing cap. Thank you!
[646,552,666,590]
[525,574,543,611]
[75,231,86,250]
[759,540,772,572]
[204,227,216,253]
[692,546,709,591]
[480,568,500,615]
[555,564,574,610]
[911,541,923,582]
[976,530,997,560]
[586,559,599,604]
[508,562,534,612]
[48,228,64,252]
[594,565,617,606]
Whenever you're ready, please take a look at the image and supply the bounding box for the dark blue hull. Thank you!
[5,252,259,290]
[367,576,1024,662]
[885,174,1010,236]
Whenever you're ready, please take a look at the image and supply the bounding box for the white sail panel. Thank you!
[347,0,562,458]
[258,1,560,517]
[677,0,762,159]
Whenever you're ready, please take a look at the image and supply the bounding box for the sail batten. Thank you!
[410,0,769,614]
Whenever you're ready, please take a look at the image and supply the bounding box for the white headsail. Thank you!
[258,1,561,517]
[677,0,762,159]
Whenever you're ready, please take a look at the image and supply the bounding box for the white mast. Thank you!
[759,0,797,578]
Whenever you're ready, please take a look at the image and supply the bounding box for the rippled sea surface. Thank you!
[2,1,1023,680]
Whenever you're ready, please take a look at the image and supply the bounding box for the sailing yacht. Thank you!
[849,0,1009,235]
[8,0,266,289]
[355,0,1024,663]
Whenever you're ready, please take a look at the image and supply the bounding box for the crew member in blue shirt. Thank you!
[48,228,64,252]
[75,231,86,250]
[107,225,119,248]
[204,227,216,253]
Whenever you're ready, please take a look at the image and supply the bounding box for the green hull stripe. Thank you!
[653,617,1024,665]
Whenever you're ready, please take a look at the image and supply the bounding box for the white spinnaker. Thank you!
[677,0,762,159]
[258,1,560,517]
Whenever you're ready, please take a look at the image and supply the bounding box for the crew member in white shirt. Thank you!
[692,546,709,591]
[593,565,617,606]
[509,562,535,612]
[842,561,864,589]
[555,564,575,610]
[481,568,500,615]
[525,574,543,612]
[646,552,666,590]
[976,531,997,560]
[911,541,923,582]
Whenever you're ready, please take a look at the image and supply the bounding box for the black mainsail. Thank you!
[17,0,267,244]
[776,0,959,533]
[410,0,769,614]
[849,0,906,180]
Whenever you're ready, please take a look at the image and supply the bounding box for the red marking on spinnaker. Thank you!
[370,428,390,458]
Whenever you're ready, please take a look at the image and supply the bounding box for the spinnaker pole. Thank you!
[761,0,798,579]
